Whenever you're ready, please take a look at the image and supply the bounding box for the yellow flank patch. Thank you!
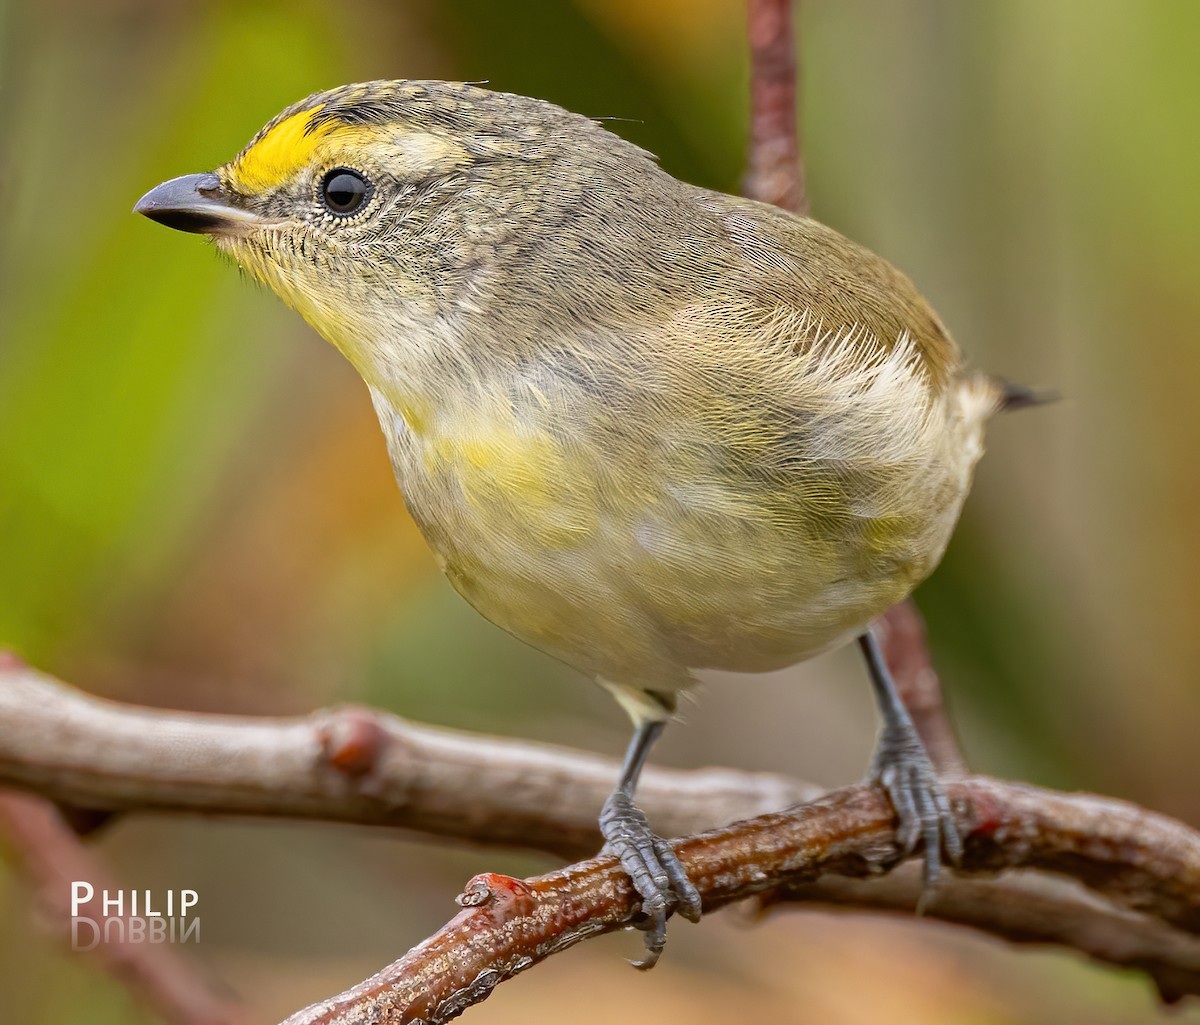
[427,424,597,545]
[436,431,561,506]
[228,106,336,192]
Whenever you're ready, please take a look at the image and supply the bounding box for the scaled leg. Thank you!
[600,719,702,969]
[859,628,963,892]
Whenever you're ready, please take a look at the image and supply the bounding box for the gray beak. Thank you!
[134,173,262,235]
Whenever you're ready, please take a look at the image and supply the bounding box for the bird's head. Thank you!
[135,80,603,383]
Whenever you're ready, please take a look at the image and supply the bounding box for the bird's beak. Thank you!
[134,173,263,236]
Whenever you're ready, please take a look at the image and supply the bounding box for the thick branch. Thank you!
[0,660,815,858]
[274,779,1200,1024]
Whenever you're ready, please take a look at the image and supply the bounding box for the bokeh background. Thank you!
[2,0,1198,1022]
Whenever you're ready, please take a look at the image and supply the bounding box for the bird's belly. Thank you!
[376,394,964,689]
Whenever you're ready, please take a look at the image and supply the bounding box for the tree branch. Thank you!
[3,658,1199,1016]
[779,868,1200,1006]
[271,780,1200,1025]
[0,660,816,858]
[744,0,807,214]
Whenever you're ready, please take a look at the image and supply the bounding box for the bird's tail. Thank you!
[991,377,1059,413]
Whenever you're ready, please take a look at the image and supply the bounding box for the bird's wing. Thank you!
[687,188,963,391]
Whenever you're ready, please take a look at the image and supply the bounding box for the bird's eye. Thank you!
[320,168,371,215]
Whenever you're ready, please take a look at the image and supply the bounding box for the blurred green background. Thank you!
[1,0,1198,1022]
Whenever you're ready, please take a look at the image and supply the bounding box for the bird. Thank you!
[135,79,1025,967]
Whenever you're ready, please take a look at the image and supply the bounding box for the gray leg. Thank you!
[859,629,963,891]
[600,720,702,969]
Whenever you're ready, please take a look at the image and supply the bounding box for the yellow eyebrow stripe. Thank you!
[227,105,337,192]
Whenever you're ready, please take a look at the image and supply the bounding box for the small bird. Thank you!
[136,80,1020,966]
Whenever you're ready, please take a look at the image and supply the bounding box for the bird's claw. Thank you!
[871,723,963,902]
[600,789,701,969]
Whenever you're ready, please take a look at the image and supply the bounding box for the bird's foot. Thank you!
[870,721,963,904]
[600,788,702,969]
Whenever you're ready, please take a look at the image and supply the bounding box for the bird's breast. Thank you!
[366,355,984,686]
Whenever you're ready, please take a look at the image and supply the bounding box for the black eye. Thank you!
[320,168,371,215]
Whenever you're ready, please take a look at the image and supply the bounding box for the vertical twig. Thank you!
[744,0,808,215]
[741,1,966,775]
[877,601,967,774]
